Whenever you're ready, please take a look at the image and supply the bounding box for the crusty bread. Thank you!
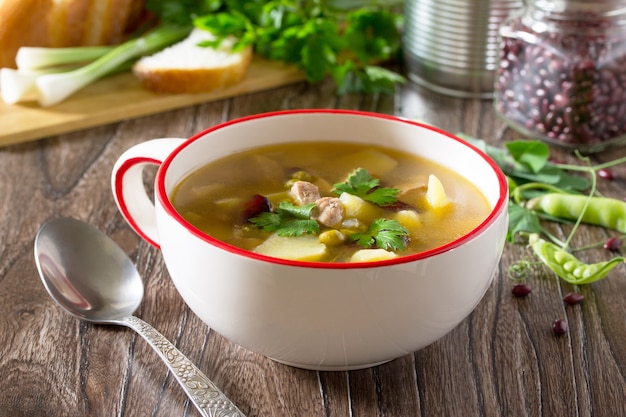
[0,0,145,68]
[132,28,253,94]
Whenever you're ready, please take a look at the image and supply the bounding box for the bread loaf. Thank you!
[0,0,145,68]
[132,28,253,94]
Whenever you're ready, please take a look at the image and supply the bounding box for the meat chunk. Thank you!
[396,175,428,206]
[314,197,344,227]
[290,181,320,205]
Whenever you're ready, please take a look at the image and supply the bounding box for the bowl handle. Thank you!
[111,138,185,248]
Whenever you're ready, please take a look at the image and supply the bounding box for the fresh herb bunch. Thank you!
[459,133,626,285]
[193,0,406,94]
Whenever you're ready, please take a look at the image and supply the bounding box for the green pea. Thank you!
[563,260,576,272]
[529,234,624,285]
[527,193,626,233]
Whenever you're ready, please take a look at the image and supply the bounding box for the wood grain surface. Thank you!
[0,76,625,417]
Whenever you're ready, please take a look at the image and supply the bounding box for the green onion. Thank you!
[35,25,191,106]
[16,46,116,70]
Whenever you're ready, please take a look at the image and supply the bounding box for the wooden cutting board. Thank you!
[0,57,304,147]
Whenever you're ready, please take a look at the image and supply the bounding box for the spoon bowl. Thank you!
[34,217,245,417]
[35,217,142,322]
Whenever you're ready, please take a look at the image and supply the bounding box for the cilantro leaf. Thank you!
[343,8,401,64]
[248,212,282,232]
[350,218,409,251]
[275,201,316,219]
[278,219,320,237]
[333,168,399,206]
[248,201,320,236]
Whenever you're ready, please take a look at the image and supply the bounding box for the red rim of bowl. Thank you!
[156,109,508,269]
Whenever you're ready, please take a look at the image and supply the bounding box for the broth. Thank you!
[171,142,491,262]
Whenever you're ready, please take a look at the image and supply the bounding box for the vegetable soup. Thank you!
[171,142,491,262]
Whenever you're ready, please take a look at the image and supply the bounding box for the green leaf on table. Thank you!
[506,140,550,173]
[507,203,543,241]
[457,134,589,192]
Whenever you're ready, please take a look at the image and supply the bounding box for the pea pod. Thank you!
[529,234,624,284]
[527,193,626,233]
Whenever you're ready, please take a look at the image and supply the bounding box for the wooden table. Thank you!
[1,76,625,417]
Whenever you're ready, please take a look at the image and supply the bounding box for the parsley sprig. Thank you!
[350,218,409,251]
[333,168,399,206]
[249,201,320,236]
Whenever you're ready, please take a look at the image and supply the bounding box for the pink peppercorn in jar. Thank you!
[495,0,626,153]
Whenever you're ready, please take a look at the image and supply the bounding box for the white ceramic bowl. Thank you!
[112,110,508,371]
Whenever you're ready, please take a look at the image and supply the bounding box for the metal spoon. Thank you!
[34,217,245,417]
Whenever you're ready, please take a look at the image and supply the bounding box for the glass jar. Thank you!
[494,0,626,152]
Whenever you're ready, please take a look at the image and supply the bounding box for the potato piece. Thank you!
[350,249,398,262]
[214,197,243,211]
[339,192,383,223]
[334,148,398,177]
[426,174,450,209]
[254,234,327,261]
[393,210,422,237]
[212,197,244,222]
[264,190,291,208]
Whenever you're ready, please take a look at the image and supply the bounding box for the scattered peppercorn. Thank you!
[552,319,568,336]
[563,292,585,305]
[603,236,622,251]
[511,283,532,297]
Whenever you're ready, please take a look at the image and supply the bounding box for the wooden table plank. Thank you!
[1,78,625,417]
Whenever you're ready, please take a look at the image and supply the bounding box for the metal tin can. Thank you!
[403,0,523,98]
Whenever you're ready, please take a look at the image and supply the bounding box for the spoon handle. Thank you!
[122,316,246,417]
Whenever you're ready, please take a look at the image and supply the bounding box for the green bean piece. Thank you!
[527,193,626,233]
[529,235,624,284]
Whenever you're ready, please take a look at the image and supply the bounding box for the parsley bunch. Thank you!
[193,0,405,94]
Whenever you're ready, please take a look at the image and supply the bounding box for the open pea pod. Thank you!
[529,235,625,284]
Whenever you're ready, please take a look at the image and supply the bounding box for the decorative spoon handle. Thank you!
[122,316,246,417]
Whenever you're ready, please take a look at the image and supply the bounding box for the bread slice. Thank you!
[132,28,253,94]
[0,0,144,68]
